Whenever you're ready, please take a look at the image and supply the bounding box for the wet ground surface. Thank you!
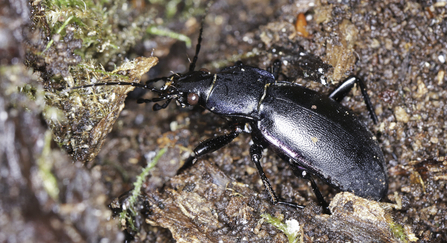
[1,0,447,242]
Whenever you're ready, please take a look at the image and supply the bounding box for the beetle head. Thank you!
[148,70,214,110]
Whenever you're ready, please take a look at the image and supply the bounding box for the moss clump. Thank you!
[261,213,303,243]
[42,0,154,63]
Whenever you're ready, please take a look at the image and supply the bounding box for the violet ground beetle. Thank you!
[70,18,388,214]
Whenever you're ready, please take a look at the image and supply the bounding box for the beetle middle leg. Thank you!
[328,75,378,124]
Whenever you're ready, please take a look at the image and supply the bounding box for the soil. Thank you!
[1,0,446,242]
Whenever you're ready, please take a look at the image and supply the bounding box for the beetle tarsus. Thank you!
[177,156,196,175]
[277,201,305,209]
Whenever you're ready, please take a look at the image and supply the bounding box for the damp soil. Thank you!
[2,0,446,242]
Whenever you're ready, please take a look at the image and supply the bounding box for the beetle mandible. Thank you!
[72,20,388,213]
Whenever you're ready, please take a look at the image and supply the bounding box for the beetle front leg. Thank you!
[178,131,240,174]
[328,76,378,124]
[250,144,304,209]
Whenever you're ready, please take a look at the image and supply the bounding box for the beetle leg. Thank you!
[328,76,358,101]
[328,75,378,124]
[177,131,240,174]
[297,170,330,214]
[250,143,305,209]
[267,60,282,81]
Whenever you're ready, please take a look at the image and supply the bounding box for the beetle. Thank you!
[71,23,388,213]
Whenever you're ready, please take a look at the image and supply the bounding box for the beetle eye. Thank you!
[187,93,199,106]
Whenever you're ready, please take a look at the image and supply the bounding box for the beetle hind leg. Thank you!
[250,144,305,210]
[291,168,330,214]
[306,175,330,214]
[328,76,378,124]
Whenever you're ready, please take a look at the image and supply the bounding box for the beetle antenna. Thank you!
[188,19,204,72]
[145,75,172,84]
[68,82,162,94]
[188,1,213,72]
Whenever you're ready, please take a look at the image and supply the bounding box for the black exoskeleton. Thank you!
[70,21,387,214]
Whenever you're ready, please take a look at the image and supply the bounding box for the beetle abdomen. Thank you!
[255,84,388,200]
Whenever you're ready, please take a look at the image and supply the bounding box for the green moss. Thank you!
[147,25,192,48]
[119,148,167,231]
[386,214,418,242]
[389,221,408,243]
[40,0,205,65]
[261,213,302,243]
[37,131,60,200]
[42,0,152,63]
[30,0,208,164]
